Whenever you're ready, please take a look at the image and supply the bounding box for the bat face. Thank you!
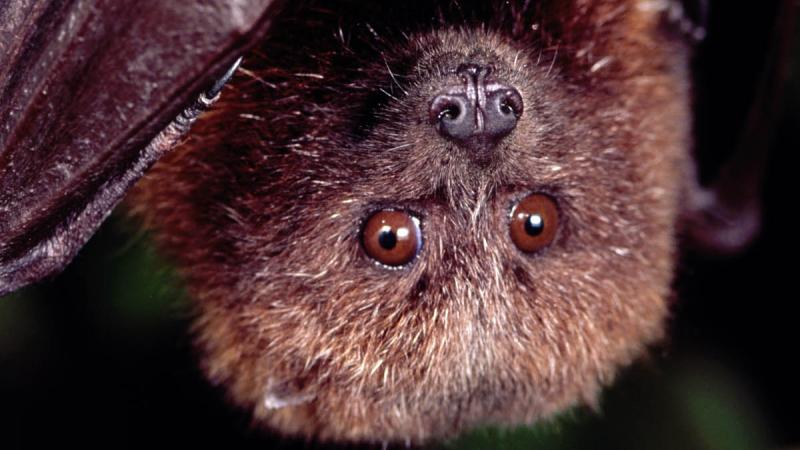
[129,0,692,443]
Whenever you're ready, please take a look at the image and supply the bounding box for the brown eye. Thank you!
[362,210,422,267]
[509,194,559,253]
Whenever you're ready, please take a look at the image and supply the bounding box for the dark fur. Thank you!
[129,0,691,444]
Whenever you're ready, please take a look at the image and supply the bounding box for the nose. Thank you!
[430,64,523,156]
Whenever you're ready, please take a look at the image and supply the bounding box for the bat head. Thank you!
[130,0,692,443]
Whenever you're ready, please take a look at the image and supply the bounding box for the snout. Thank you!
[429,63,523,161]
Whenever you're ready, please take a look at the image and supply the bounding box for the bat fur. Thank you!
[128,0,692,443]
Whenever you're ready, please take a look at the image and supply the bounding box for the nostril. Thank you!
[496,88,524,118]
[483,87,522,141]
[430,95,465,122]
[430,94,473,141]
[439,104,460,121]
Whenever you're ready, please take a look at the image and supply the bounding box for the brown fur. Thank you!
[128,0,691,444]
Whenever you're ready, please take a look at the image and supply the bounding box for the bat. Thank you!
[0,0,792,446]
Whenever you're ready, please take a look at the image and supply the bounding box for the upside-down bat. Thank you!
[0,0,792,446]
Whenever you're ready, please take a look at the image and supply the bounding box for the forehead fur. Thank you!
[129,0,691,444]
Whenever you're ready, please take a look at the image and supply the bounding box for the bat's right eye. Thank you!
[509,194,559,253]
[362,210,422,267]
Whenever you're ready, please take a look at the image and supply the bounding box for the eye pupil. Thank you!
[378,228,397,249]
[524,214,544,236]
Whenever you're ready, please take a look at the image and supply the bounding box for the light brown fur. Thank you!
[128,0,691,444]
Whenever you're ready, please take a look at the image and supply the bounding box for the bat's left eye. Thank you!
[509,194,559,253]
[362,210,422,267]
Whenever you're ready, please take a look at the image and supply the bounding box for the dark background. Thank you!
[1,2,798,449]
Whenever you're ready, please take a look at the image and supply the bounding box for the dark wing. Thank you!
[0,0,283,295]
[683,0,797,255]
